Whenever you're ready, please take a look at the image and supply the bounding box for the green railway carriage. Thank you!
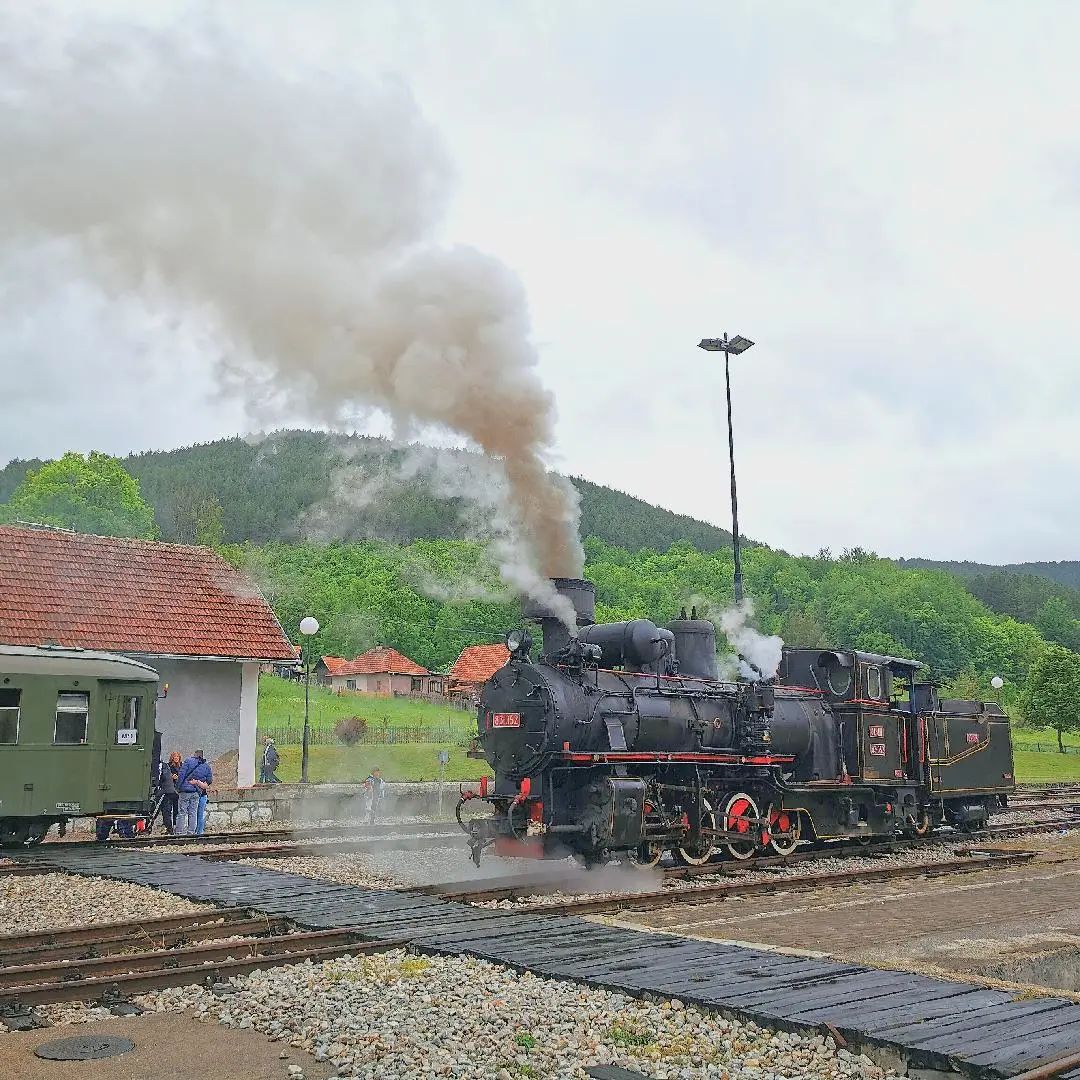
[0,645,159,845]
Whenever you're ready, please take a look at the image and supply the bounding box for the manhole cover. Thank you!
[35,1035,135,1061]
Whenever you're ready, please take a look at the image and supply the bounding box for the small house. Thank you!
[448,643,510,699]
[316,647,443,697]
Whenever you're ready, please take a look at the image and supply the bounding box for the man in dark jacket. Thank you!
[155,751,180,833]
[260,736,281,784]
[177,749,212,836]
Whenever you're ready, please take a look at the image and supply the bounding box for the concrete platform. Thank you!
[0,1011,334,1080]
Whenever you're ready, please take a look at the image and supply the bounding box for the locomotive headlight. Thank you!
[506,628,533,656]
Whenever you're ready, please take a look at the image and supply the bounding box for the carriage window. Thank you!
[54,691,90,744]
[0,688,20,744]
[866,666,883,699]
[117,696,140,744]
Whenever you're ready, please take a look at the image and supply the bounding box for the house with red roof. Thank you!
[448,643,509,699]
[0,524,295,787]
[315,646,443,697]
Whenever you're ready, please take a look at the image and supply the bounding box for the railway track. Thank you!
[0,909,395,1010]
[0,822,463,877]
[65,819,460,849]
[416,814,1080,908]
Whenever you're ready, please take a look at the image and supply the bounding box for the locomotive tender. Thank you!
[0,645,159,846]
[462,577,1015,866]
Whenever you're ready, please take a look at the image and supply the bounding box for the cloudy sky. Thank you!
[1,1,1077,564]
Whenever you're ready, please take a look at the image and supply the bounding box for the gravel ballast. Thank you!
[136,950,898,1080]
[0,872,209,934]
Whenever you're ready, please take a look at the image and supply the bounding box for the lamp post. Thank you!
[698,333,755,604]
[299,616,320,784]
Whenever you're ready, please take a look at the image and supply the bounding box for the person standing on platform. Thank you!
[260,736,281,784]
[363,766,385,824]
[177,748,212,835]
[156,750,180,833]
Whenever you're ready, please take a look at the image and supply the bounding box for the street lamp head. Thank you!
[299,616,320,636]
[697,335,755,355]
[990,675,1004,691]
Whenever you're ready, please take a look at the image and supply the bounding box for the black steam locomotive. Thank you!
[460,578,1015,866]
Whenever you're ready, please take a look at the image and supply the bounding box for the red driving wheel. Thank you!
[723,792,761,860]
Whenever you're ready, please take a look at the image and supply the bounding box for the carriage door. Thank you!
[101,685,145,807]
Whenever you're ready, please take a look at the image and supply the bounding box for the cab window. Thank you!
[866,666,883,700]
[826,667,852,696]
[55,691,90,744]
[0,688,19,744]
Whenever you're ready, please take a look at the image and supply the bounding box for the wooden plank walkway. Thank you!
[16,844,1080,1078]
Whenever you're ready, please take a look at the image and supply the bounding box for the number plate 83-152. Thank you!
[491,713,521,729]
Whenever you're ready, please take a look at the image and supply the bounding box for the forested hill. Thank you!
[0,430,740,554]
[895,559,1080,652]
[898,558,1080,592]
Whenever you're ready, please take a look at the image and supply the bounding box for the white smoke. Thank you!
[0,13,584,595]
[400,448,578,631]
[699,597,784,681]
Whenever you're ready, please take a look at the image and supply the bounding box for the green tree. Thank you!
[1035,596,1080,652]
[0,451,157,539]
[171,487,225,547]
[1021,645,1080,752]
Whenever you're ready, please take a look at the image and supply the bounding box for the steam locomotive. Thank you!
[460,578,1015,866]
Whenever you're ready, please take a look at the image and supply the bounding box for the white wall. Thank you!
[237,661,259,788]
[131,656,243,786]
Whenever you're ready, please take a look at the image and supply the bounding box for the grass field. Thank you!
[258,674,471,737]
[275,743,492,783]
[1013,750,1080,783]
[1012,725,1080,750]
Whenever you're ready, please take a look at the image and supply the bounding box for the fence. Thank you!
[1014,741,1080,755]
[260,723,472,747]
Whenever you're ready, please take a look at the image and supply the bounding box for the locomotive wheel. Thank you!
[766,805,801,856]
[723,792,762,861]
[674,798,717,866]
[627,839,665,869]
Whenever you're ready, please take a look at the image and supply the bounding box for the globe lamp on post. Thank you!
[299,617,320,784]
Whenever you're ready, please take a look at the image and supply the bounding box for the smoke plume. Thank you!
[0,14,584,586]
[695,597,784,680]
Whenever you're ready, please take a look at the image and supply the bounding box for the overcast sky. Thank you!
[1,1,1077,564]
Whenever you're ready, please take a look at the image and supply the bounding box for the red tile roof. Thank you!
[0,525,294,660]
[323,647,429,677]
[450,643,510,684]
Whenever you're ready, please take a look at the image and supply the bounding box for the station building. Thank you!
[0,523,295,787]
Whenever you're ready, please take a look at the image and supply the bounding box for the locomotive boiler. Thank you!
[460,578,1015,866]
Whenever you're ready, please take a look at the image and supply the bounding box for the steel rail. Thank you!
[0,930,402,1006]
[520,850,1036,916]
[0,909,260,952]
[0,917,290,967]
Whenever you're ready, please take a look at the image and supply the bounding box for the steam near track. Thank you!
[0,12,582,621]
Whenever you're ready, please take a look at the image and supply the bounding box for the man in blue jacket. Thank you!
[176,749,212,836]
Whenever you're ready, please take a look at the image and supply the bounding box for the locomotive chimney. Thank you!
[521,577,596,656]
